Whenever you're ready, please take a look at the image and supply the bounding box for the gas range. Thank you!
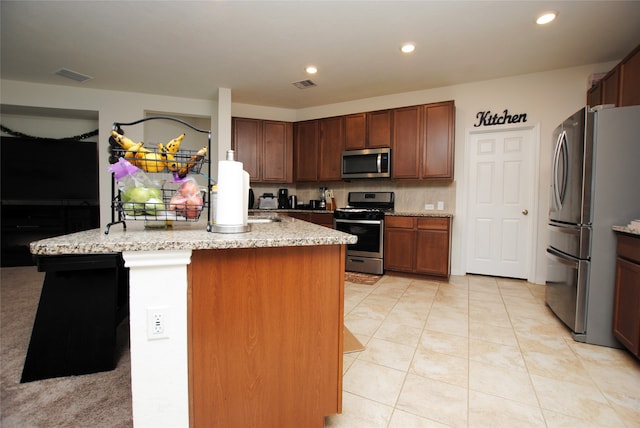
[333,192,394,275]
[333,192,395,220]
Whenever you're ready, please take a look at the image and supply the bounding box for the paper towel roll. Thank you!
[215,159,247,227]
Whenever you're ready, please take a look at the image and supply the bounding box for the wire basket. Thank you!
[114,188,206,222]
[110,147,207,177]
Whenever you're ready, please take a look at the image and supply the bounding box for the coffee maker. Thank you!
[278,188,289,209]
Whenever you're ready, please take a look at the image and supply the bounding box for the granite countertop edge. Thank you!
[30,216,357,256]
[252,209,453,218]
[612,225,640,236]
[385,211,454,218]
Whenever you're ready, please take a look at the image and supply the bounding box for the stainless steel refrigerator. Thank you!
[546,105,640,348]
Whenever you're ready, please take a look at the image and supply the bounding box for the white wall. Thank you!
[1,80,221,226]
[1,60,617,282]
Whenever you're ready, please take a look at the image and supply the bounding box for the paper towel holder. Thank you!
[210,149,251,234]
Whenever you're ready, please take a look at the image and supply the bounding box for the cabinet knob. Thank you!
[522,209,529,215]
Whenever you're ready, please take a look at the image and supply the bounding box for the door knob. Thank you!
[522,209,529,215]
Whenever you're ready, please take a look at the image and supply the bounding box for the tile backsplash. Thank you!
[251,180,456,213]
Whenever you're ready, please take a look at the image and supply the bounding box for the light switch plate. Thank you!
[424,203,435,210]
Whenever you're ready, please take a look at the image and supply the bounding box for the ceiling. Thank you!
[2,1,640,110]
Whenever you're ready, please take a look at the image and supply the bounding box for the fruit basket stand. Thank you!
[104,116,211,234]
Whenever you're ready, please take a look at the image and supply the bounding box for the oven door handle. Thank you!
[334,219,383,225]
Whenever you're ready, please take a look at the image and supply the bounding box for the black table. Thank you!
[21,253,129,382]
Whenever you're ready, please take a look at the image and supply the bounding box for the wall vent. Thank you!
[54,68,93,83]
[292,79,317,89]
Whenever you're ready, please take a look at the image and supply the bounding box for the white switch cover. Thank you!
[425,203,435,210]
[437,201,444,210]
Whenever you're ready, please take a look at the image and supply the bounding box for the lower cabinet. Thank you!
[287,211,334,228]
[384,216,451,278]
[613,232,640,358]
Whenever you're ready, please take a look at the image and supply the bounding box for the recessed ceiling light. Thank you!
[401,43,415,54]
[305,66,317,74]
[536,11,557,25]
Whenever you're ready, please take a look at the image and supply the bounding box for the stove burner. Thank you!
[334,207,389,220]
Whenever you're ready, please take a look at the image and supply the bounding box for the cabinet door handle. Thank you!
[522,209,529,215]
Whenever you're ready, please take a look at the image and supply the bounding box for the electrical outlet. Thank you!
[147,307,170,340]
[424,203,435,210]
[437,201,444,210]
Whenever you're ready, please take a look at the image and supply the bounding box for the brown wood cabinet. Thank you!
[188,245,345,427]
[344,113,366,150]
[286,211,334,228]
[345,110,392,150]
[392,101,455,180]
[613,232,640,358]
[384,215,451,277]
[295,117,344,182]
[620,44,640,106]
[319,116,345,181]
[232,118,293,183]
[294,120,319,182]
[392,105,422,179]
[423,101,455,179]
[587,43,640,107]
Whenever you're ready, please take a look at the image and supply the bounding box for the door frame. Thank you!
[461,122,541,282]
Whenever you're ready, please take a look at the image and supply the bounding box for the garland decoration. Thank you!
[0,124,99,141]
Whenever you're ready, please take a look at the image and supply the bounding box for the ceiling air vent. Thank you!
[54,68,93,83]
[292,79,317,89]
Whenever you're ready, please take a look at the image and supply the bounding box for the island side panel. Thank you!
[188,245,345,428]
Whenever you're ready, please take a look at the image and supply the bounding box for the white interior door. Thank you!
[465,127,536,279]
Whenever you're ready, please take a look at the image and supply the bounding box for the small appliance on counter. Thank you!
[248,188,255,209]
[258,193,278,210]
[318,187,327,210]
[288,195,297,209]
[278,188,289,209]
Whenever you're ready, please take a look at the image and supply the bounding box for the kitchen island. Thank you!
[30,215,356,427]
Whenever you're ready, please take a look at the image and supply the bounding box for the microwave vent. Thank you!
[292,79,317,89]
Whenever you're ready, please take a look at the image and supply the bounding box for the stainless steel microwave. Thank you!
[341,148,391,179]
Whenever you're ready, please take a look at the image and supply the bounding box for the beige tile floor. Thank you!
[325,274,640,428]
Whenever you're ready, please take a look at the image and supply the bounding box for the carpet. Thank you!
[343,326,365,353]
[1,267,133,428]
[344,271,382,285]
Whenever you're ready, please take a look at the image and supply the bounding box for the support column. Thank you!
[122,250,192,428]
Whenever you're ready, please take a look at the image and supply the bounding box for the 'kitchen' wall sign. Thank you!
[474,109,528,127]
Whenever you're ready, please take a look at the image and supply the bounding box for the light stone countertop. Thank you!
[30,214,357,256]
[613,225,640,236]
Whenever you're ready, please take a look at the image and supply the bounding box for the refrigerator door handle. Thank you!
[552,131,568,211]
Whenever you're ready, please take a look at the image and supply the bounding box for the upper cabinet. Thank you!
[587,43,640,108]
[620,44,640,106]
[295,117,344,183]
[232,118,293,183]
[344,113,366,150]
[392,105,422,179]
[392,101,455,180]
[318,116,345,182]
[345,110,392,150]
[294,120,320,182]
[423,101,455,180]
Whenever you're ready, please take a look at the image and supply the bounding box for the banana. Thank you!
[124,141,145,165]
[158,142,181,171]
[178,146,207,178]
[138,152,166,173]
[165,133,185,153]
[111,130,139,151]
